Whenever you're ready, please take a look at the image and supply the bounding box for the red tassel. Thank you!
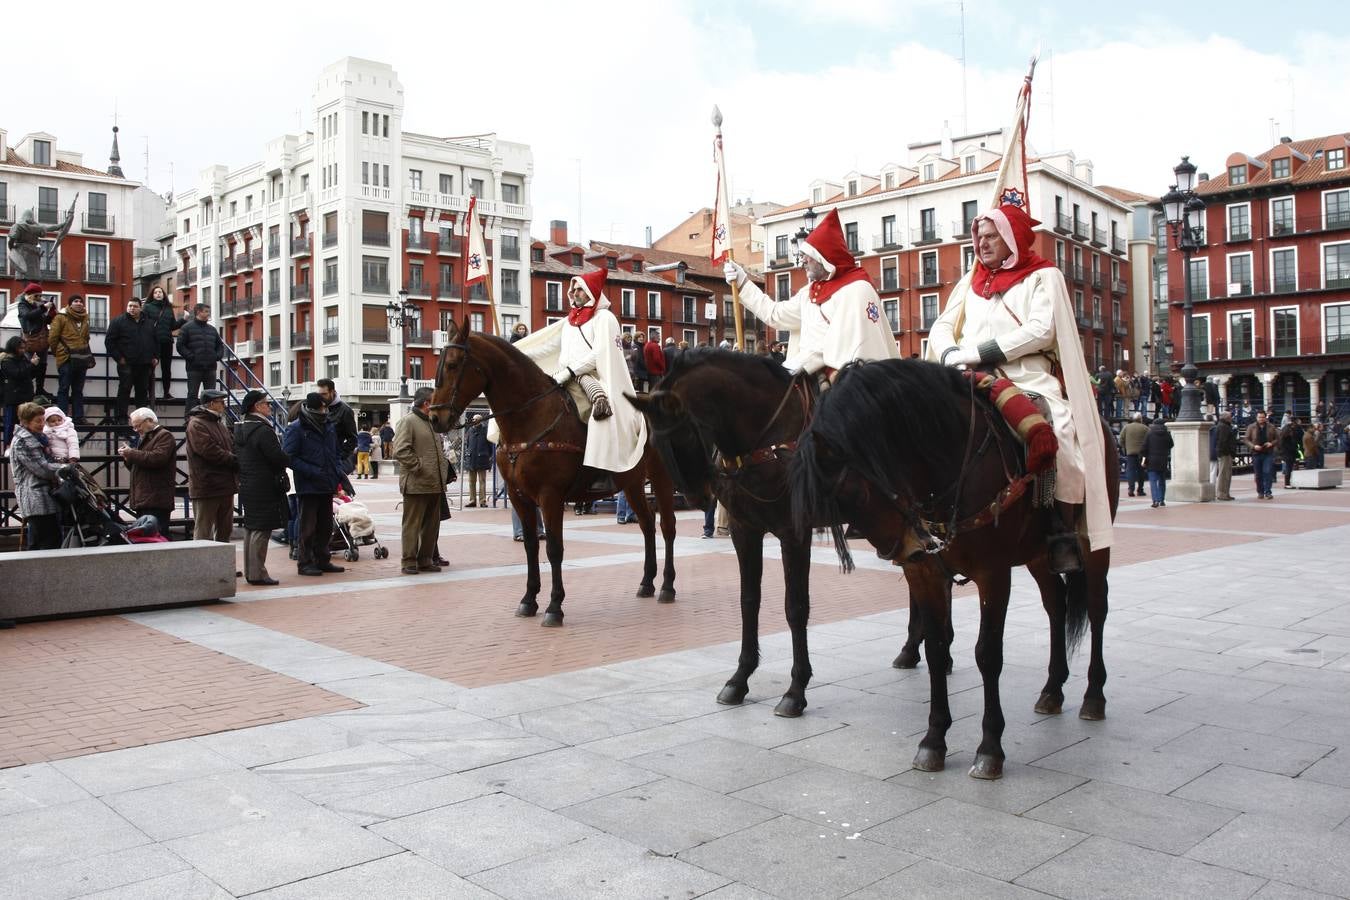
[1025,424,1057,474]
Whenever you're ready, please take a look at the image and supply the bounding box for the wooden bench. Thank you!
[0,540,236,623]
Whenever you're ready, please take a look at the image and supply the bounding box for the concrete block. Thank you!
[0,540,235,620]
[1291,467,1343,489]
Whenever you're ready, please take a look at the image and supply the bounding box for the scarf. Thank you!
[970,204,1056,299]
[568,302,598,327]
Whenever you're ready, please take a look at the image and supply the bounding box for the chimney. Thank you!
[1280,136,1293,144]
[644,225,652,247]
[549,219,568,245]
[1198,172,1210,182]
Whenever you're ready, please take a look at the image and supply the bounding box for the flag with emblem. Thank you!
[464,196,490,285]
[988,54,1038,212]
[711,131,733,264]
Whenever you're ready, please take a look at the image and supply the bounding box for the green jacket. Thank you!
[393,409,448,495]
[1120,421,1149,456]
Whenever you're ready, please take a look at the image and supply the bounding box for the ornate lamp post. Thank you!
[385,289,420,400]
[1161,156,1207,422]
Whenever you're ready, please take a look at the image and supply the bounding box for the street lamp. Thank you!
[386,288,420,400]
[1161,156,1207,422]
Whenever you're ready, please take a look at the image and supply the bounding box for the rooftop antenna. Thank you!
[143,135,150,186]
[1046,48,1057,150]
[1286,73,1296,137]
[957,1,968,134]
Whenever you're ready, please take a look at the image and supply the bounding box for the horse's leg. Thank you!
[716,526,764,706]
[652,462,678,604]
[539,492,567,628]
[970,566,1010,780]
[894,602,922,669]
[625,474,657,599]
[1079,548,1110,720]
[774,532,813,718]
[910,565,954,772]
[511,486,541,618]
[1030,559,1068,715]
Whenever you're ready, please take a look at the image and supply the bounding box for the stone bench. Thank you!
[1291,468,1344,490]
[0,540,236,622]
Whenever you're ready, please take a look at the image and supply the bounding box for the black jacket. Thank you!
[328,398,358,468]
[464,423,494,470]
[17,296,55,336]
[142,297,184,345]
[0,352,36,405]
[1142,423,1174,473]
[233,416,291,530]
[176,318,225,371]
[1215,420,1237,457]
[105,312,159,365]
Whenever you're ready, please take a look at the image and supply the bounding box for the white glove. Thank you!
[723,261,749,288]
[941,346,982,368]
[552,368,572,386]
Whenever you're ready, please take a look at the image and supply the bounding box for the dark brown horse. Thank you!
[429,317,678,626]
[629,348,852,717]
[790,359,1118,779]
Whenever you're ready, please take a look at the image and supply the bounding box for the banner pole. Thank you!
[712,106,745,350]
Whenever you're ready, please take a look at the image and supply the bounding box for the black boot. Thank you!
[1047,501,1083,574]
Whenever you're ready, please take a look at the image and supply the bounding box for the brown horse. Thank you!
[790,359,1118,780]
[429,317,678,627]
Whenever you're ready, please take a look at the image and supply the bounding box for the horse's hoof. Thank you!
[773,695,807,718]
[968,753,1005,780]
[1079,697,1106,721]
[912,746,946,772]
[657,589,676,604]
[893,649,921,669]
[1034,692,1064,715]
[515,603,538,618]
[635,585,656,598]
[540,612,564,628]
[716,683,749,706]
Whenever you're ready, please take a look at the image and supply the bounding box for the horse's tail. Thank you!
[789,431,854,573]
[1064,570,1089,658]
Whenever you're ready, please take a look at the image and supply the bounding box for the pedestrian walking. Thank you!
[393,387,449,574]
[354,427,374,479]
[185,390,239,543]
[1214,411,1236,500]
[1245,410,1277,500]
[1142,417,1174,508]
[1119,412,1148,498]
[234,390,290,586]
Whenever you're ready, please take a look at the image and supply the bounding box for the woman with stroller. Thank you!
[10,402,68,550]
[235,391,291,586]
[43,407,81,463]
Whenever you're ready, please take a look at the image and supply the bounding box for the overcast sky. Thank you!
[6,0,1347,245]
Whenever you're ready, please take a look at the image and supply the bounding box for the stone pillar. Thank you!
[1166,420,1216,502]
[1257,371,1277,413]
[387,396,412,429]
[1306,370,1324,417]
[1213,373,1232,414]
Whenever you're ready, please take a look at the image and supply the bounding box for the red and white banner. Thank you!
[989,54,1038,212]
[463,197,490,285]
[711,132,733,264]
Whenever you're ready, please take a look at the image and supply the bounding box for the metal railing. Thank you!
[38,261,68,281]
[268,335,280,351]
[235,254,252,272]
[201,262,212,278]
[911,224,942,245]
[268,240,281,259]
[1091,272,1103,289]
[1091,226,1108,247]
[406,278,431,297]
[0,204,14,224]
[83,264,115,285]
[918,268,940,288]
[872,232,901,251]
[500,243,520,261]
[951,220,975,240]
[267,287,281,305]
[1112,235,1127,255]
[880,271,902,292]
[1073,220,1089,241]
[290,331,312,349]
[1055,213,1073,234]
[362,278,390,294]
[322,232,337,249]
[220,257,237,274]
[38,205,60,225]
[290,282,311,301]
[406,329,433,345]
[438,282,462,299]
[1272,219,1295,237]
[1111,278,1128,294]
[501,288,521,304]
[438,235,463,254]
[250,248,263,266]
[81,212,114,234]
[362,230,390,247]
[1091,316,1104,331]
[768,255,793,270]
[322,279,338,296]
[182,267,197,285]
[1227,227,1251,242]
[362,327,391,343]
[322,327,340,344]
[407,235,429,251]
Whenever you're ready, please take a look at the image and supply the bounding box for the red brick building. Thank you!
[1170,132,1350,413]
[528,222,713,346]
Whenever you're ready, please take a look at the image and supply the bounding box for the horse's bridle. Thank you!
[431,336,562,426]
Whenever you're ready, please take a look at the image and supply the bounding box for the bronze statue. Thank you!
[6,198,77,280]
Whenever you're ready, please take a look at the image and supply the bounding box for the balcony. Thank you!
[406,278,431,298]
[81,212,114,234]
[1091,272,1103,289]
[872,233,901,252]
[500,244,520,261]
[38,205,60,225]
[952,220,974,240]
[362,327,391,343]
[1227,282,1253,297]
[322,232,337,249]
[267,287,281,305]
[236,253,253,272]
[362,230,390,247]
[1112,235,1127,255]
[845,239,864,257]
[918,269,941,288]
[1274,277,1297,295]
[911,224,942,246]
[1069,264,1086,283]
[268,335,281,351]
[201,262,212,278]
[290,331,312,349]
[268,240,281,259]
[83,264,115,285]
[1112,321,1128,338]
[1272,219,1295,238]
[501,288,522,304]
[0,204,14,224]
[322,279,338,296]
[290,282,312,301]
[182,267,197,286]
[1054,213,1073,234]
[767,255,793,270]
[1073,220,1089,241]
[322,327,340,345]
[233,340,263,358]
[361,278,390,295]
[437,235,463,255]
[1111,278,1128,294]
[405,328,434,346]
[915,317,936,333]
[407,235,430,252]
[880,271,903,293]
[1075,313,1091,329]
[438,281,462,299]
[250,248,263,267]
[38,261,68,282]
[1091,316,1105,331]
[220,257,237,275]
[1091,226,1108,248]
[1226,227,1251,243]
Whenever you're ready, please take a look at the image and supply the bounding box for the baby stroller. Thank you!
[329,491,389,561]
[51,468,165,547]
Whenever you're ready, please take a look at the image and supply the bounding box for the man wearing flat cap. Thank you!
[283,392,345,576]
[463,412,493,508]
[185,389,239,544]
[234,390,290,585]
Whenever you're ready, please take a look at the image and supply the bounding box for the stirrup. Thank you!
[592,394,614,420]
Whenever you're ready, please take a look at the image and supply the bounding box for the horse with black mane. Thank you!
[629,347,851,717]
[429,317,678,627]
[790,358,1118,779]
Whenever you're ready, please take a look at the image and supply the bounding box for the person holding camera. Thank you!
[16,284,56,398]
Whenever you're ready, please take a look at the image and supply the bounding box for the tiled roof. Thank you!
[766,157,1004,217]
[590,241,763,288]
[3,148,121,179]
[1196,132,1350,196]
[1098,185,1157,204]
[529,241,712,294]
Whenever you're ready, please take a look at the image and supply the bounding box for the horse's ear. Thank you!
[625,390,683,420]
[624,393,652,415]
[460,314,472,336]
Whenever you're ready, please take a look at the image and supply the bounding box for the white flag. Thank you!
[989,55,1038,212]
[711,132,733,264]
[464,197,490,285]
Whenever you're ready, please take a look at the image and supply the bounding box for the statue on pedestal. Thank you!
[6,198,77,280]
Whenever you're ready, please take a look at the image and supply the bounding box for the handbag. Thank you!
[439,492,452,521]
[67,349,97,370]
[22,329,50,355]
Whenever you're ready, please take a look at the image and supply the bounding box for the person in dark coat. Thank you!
[185,390,239,543]
[176,304,225,410]
[2,335,38,447]
[316,378,358,472]
[283,392,344,577]
[463,414,493,507]
[1214,411,1237,501]
[1142,418,1174,508]
[643,332,667,388]
[379,422,395,459]
[234,390,290,585]
[1278,417,1303,488]
[118,407,178,538]
[16,283,56,398]
[631,331,651,392]
[105,298,160,421]
[142,285,185,400]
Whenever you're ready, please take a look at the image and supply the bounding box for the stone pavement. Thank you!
[2,471,1350,897]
